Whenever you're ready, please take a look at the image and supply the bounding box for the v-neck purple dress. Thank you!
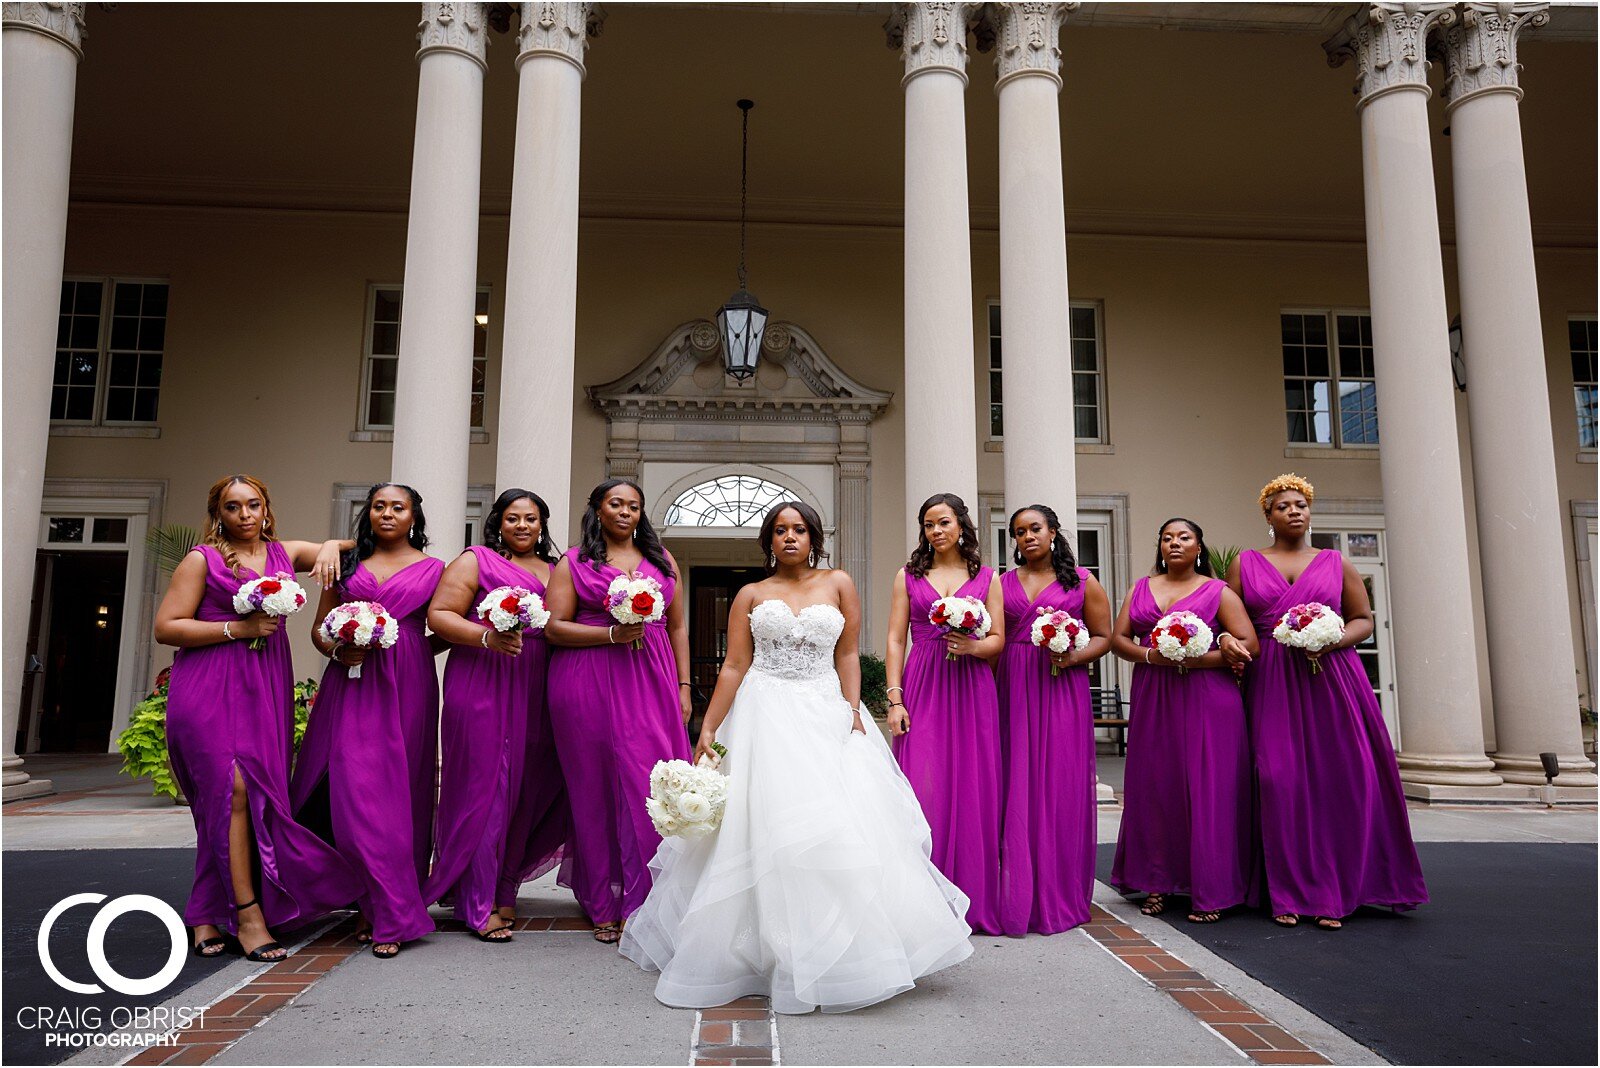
[1111,577,1254,913]
[1239,549,1427,918]
[425,548,571,931]
[290,556,444,944]
[996,567,1095,934]
[166,544,360,933]
[892,567,1002,934]
[547,547,690,924]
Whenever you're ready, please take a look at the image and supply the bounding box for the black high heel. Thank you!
[234,898,287,962]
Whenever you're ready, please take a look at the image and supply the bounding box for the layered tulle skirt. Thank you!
[619,666,973,1014]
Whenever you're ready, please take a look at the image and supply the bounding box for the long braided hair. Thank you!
[203,474,279,578]
[1009,504,1081,591]
[483,488,559,564]
[907,493,983,580]
[578,479,674,579]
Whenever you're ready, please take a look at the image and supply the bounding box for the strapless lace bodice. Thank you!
[748,600,844,681]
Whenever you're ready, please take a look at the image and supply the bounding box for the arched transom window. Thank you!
[665,475,797,528]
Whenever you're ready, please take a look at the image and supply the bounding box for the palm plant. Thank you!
[146,523,200,575]
[1208,544,1242,580]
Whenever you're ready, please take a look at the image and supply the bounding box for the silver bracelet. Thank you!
[480,629,491,648]
[1144,648,1151,664]
[886,685,904,696]
[222,621,235,642]
[608,625,616,645]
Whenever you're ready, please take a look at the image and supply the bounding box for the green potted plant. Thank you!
[1208,544,1242,579]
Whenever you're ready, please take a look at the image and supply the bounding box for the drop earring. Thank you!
[958,535,965,546]
[1268,525,1276,542]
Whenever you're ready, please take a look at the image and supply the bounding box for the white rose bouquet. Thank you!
[929,595,991,661]
[605,574,666,650]
[475,585,550,636]
[645,744,729,840]
[1271,601,1346,676]
[231,573,308,651]
[319,600,399,679]
[1148,609,1214,675]
[1030,607,1090,678]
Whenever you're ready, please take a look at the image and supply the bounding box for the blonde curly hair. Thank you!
[1258,473,1315,517]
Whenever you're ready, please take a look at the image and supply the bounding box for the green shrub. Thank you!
[1209,544,1242,580]
[859,652,889,718]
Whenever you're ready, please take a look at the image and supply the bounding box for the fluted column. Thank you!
[390,2,487,562]
[2,2,85,801]
[1442,2,1595,787]
[887,2,982,538]
[838,422,873,641]
[496,2,600,546]
[1325,3,1502,791]
[994,2,1078,530]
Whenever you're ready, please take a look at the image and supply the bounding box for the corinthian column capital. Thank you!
[417,2,488,70]
[993,2,1076,90]
[885,2,984,86]
[1440,2,1549,110]
[1324,2,1456,109]
[2,2,85,57]
[516,1,604,74]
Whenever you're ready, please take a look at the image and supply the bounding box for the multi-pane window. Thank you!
[987,301,1106,442]
[362,286,490,430]
[1572,317,1597,450]
[1282,310,1377,447]
[52,279,168,424]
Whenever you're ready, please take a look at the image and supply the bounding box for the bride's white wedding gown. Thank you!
[619,599,973,1014]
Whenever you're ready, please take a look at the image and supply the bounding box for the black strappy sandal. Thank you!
[190,931,233,957]
[371,941,401,959]
[1139,894,1167,916]
[1187,910,1223,924]
[1314,916,1343,930]
[234,899,288,962]
[474,920,514,944]
[1273,913,1299,927]
[592,921,623,944]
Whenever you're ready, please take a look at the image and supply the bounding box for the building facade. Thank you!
[3,1,1595,803]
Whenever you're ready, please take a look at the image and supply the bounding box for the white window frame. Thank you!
[985,299,1107,445]
[1281,306,1379,451]
[359,283,491,433]
[1570,315,1597,453]
[52,276,170,428]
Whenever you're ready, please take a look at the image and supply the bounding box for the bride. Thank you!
[620,500,973,1013]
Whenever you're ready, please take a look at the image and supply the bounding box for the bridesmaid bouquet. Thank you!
[320,601,398,679]
[1272,601,1346,676]
[1031,607,1089,678]
[605,574,665,650]
[929,596,992,661]
[645,744,729,840]
[1149,610,1214,676]
[476,585,551,636]
[231,573,308,651]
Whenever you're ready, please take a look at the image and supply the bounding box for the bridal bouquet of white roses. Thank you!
[476,585,550,636]
[929,595,991,661]
[1030,607,1090,678]
[231,573,308,651]
[605,574,665,650]
[1148,609,1214,675]
[645,744,729,840]
[1272,601,1345,676]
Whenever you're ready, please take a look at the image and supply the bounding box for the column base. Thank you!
[1395,751,1503,787]
[1095,778,1117,806]
[3,777,54,803]
[1490,752,1599,788]
[1402,780,1596,805]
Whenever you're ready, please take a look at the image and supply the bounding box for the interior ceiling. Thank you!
[66,3,1597,238]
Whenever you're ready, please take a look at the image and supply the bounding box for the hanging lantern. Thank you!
[718,99,767,380]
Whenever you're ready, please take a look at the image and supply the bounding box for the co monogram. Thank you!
[37,894,186,997]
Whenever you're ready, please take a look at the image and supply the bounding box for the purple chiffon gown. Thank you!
[546,548,690,925]
[892,567,1002,934]
[290,556,444,944]
[996,567,1096,935]
[166,544,360,933]
[1239,549,1427,918]
[1110,577,1254,913]
[424,548,570,931]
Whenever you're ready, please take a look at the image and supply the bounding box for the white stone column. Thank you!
[390,2,487,562]
[888,2,982,538]
[496,2,600,547]
[2,2,85,802]
[1442,2,1596,788]
[1325,3,1502,793]
[994,2,1078,531]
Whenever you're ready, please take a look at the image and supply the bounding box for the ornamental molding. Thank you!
[885,2,988,85]
[992,2,1077,90]
[2,1,85,56]
[587,319,893,425]
[1324,2,1456,109]
[417,2,488,69]
[1439,2,1549,110]
[516,1,603,74]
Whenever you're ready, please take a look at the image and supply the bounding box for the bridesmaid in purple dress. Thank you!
[886,493,1004,933]
[545,479,692,944]
[291,483,445,958]
[1224,474,1427,929]
[424,489,570,942]
[1110,518,1257,923]
[154,474,356,961]
[996,505,1111,935]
